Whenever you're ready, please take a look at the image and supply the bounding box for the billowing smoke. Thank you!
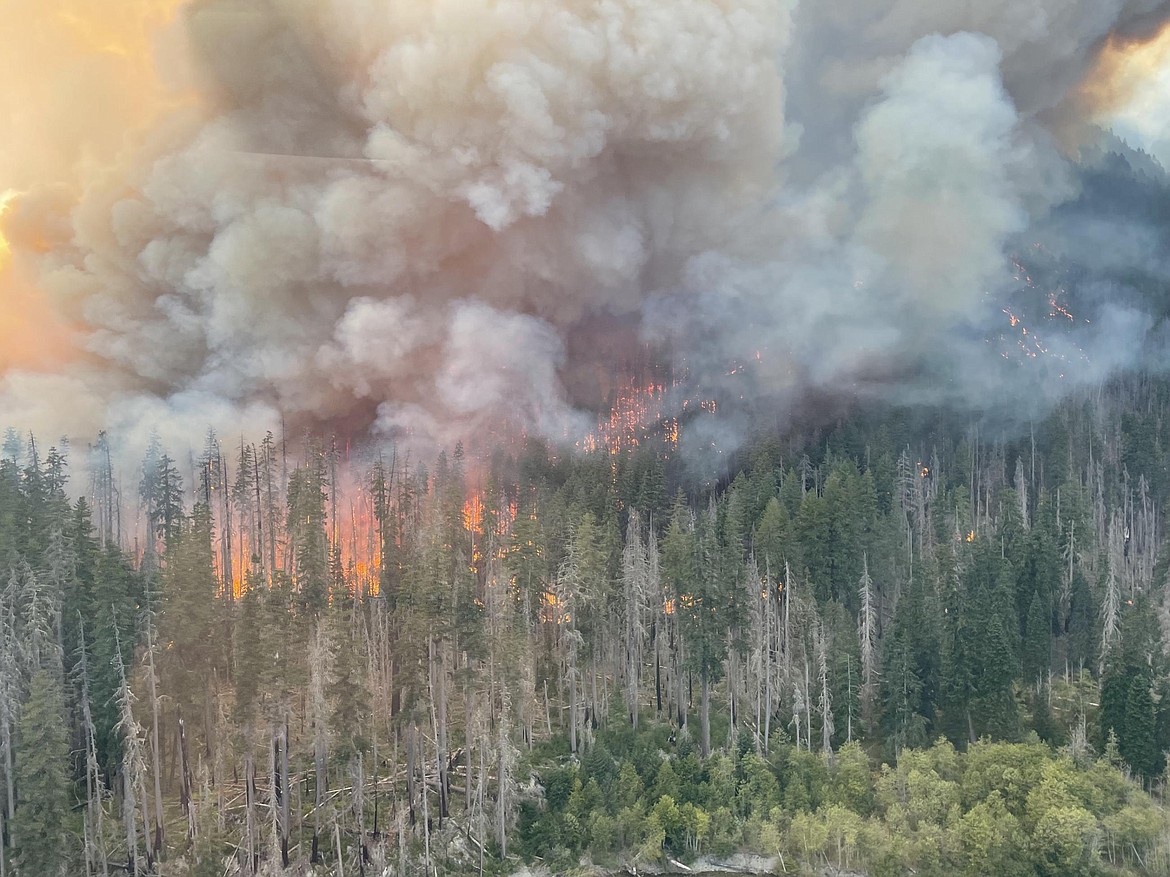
[3,0,1170,466]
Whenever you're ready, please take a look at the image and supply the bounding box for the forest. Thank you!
[2,375,1170,877]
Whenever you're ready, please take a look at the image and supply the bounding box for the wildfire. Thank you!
[1048,295,1075,322]
[541,590,568,624]
[463,493,484,533]
[578,377,676,456]
[337,484,381,597]
[997,251,1090,369]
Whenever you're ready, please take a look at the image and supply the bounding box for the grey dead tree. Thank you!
[113,632,151,876]
[77,620,109,877]
[139,597,166,860]
[761,557,781,755]
[817,622,833,757]
[747,554,766,753]
[308,621,331,864]
[0,598,17,872]
[858,554,878,723]
[621,510,649,731]
[557,538,584,755]
[484,549,523,859]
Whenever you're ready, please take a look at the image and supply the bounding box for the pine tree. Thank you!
[1064,569,1097,675]
[287,447,330,615]
[1022,589,1051,686]
[12,669,72,877]
[1121,675,1158,782]
[139,437,184,556]
[1100,601,1164,782]
[943,541,1019,741]
[157,504,219,755]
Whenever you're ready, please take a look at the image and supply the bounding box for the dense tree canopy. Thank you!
[1,379,1170,875]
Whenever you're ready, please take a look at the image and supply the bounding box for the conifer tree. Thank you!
[13,669,72,877]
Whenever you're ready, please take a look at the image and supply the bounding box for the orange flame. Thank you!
[463,492,484,534]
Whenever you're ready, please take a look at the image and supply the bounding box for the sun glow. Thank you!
[0,1,190,375]
[0,190,18,268]
[1082,19,1170,163]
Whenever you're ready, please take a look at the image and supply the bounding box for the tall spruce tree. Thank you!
[12,670,72,877]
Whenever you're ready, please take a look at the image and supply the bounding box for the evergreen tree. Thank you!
[139,437,184,555]
[1064,568,1097,674]
[157,503,219,750]
[1022,589,1052,686]
[1100,602,1164,781]
[287,448,330,615]
[943,540,1019,741]
[12,669,72,877]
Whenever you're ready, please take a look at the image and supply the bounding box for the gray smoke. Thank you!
[2,0,1170,465]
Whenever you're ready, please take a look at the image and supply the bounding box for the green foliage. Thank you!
[520,717,1170,877]
[1101,601,1164,781]
[13,670,74,877]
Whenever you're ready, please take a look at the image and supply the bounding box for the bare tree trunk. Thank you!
[543,682,552,737]
[421,741,431,874]
[464,670,474,814]
[763,572,774,754]
[805,658,812,752]
[432,640,444,823]
[397,813,406,877]
[285,721,294,864]
[114,638,148,875]
[700,675,711,758]
[405,722,418,826]
[590,655,599,735]
[179,712,196,843]
[275,723,290,868]
[78,622,109,877]
[1,716,13,857]
[145,630,165,859]
[138,734,154,872]
[496,709,509,860]
[818,625,834,756]
[568,618,578,754]
[123,763,138,876]
[429,638,449,820]
[310,622,329,864]
[334,819,346,877]
[654,619,663,720]
[244,743,257,874]
[727,648,738,742]
[221,451,234,597]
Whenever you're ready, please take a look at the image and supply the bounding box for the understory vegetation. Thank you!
[520,725,1168,876]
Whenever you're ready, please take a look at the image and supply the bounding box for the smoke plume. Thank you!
[3,0,1170,466]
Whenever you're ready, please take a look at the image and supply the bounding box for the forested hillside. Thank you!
[3,377,1170,876]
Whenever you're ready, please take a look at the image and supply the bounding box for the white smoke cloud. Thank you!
[1,0,1169,467]
[652,31,1042,419]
